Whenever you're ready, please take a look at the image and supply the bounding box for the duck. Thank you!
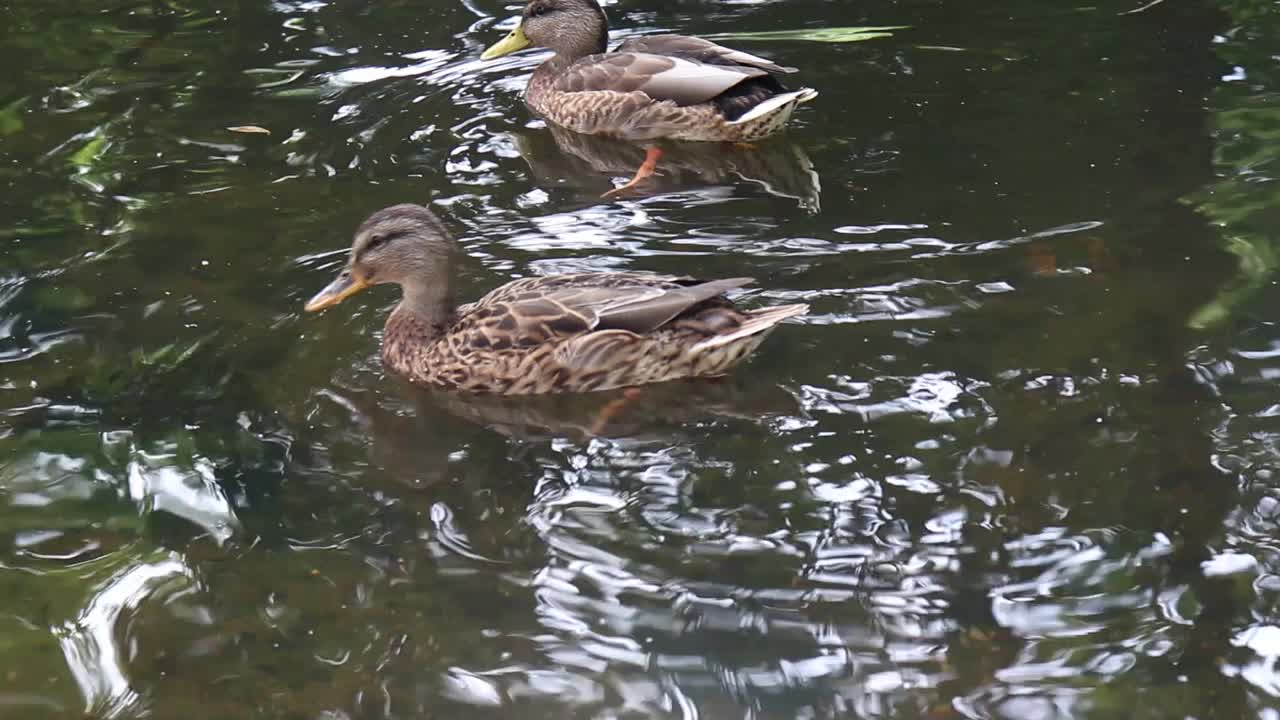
[480,0,817,196]
[303,204,808,395]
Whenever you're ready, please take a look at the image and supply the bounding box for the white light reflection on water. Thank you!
[126,442,239,546]
[419,427,962,715]
[55,554,194,718]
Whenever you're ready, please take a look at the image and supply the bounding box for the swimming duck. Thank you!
[480,0,816,195]
[303,204,808,394]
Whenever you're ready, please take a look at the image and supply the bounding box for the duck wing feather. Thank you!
[565,276,754,333]
[554,52,765,107]
[463,275,755,348]
[615,34,797,74]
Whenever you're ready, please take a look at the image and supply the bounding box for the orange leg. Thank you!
[1027,241,1057,276]
[602,147,663,199]
[1086,235,1112,273]
[590,387,644,434]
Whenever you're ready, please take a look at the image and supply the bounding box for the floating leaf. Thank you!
[227,125,271,135]
[267,87,327,99]
[706,25,908,43]
[1119,0,1166,15]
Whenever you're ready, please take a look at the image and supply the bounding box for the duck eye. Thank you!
[366,232,395,251]
[529,4,549,16]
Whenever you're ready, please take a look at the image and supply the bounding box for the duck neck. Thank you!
[529,42,599,113]
[382,280,455,373]
[530,23,607,87]
[560,30,607,62]
[530,52,585,87]
[393,279,455,334]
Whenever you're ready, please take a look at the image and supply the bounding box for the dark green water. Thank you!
[3,0,1280,717]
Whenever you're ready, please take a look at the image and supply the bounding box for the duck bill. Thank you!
[305,269,367,312]
[481,20,531,60]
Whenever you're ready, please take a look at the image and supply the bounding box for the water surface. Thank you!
[3,0,1280,717]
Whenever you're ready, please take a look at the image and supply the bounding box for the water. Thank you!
[2,0,1279,717]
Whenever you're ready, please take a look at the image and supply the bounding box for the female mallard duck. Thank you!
[304,204,808,395]
[480,0,816,195]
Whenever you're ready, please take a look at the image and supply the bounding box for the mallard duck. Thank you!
[480,0,816,195]
[303,204,808,394]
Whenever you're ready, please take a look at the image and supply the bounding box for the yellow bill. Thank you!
[481,20,531,60]
[305,269,368,312]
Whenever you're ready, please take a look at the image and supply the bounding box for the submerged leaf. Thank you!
[706,25,908,43]
[68,133,107,170]
[0,96,25,136]
[1187,235,1279,329]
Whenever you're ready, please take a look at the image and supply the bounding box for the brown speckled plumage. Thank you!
[304,205,807,395]
[483,0,817,142]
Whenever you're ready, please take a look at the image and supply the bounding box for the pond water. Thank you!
[3,0,1280,717]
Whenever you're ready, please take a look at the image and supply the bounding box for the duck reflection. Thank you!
[510,123,821,211]
[321,375,801,455]
[42,377,824,719]
[423,377,801,440]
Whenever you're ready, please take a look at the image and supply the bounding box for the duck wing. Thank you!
[553,276,753,333]
[462,275,755,348]
[554,52,766,107]
[471,271,690,307]
[615,34,797,75]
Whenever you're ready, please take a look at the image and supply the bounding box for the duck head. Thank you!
[304,204,455,312]
[481,0,608,61]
